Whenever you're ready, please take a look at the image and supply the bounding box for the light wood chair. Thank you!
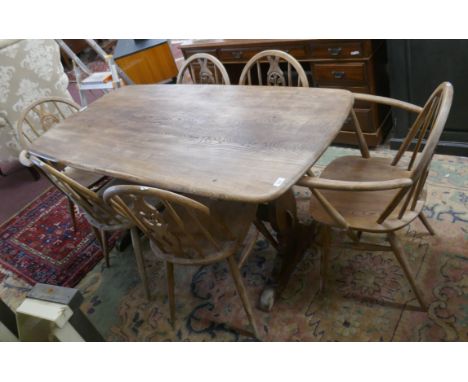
[103,184,260,339]
[239,49,309,87]
[24,152,151,299]
[298,82,454,311]
[176,53,231,85]
[17,97,107,230]
[239,49,309,251]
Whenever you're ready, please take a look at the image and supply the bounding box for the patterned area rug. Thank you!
[1,147,466,341]
[0,187,115,287]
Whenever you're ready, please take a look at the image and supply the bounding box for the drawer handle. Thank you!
[231,51,243,59]
[332,71,346,79]
[328,47,342,56]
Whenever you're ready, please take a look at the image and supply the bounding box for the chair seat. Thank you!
[62,166,107,188]
[309,156,424,232]
[150,197,257,265]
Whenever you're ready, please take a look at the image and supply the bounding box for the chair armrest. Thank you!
[297,176,413,191]
[19,150,33,167]
[353,93,423,114]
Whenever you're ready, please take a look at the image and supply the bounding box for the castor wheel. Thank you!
[258,287,276,312]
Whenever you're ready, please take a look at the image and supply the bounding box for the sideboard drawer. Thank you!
[217,43,308,62]
[311,41,365,59]
[313,63,367,86]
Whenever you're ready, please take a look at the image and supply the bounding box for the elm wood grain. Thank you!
[298,82,454,311]
[29,84,353,204]
[181,40,390,146]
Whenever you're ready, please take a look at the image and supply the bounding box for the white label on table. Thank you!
[273,177,286,187]
[350,50,361,56]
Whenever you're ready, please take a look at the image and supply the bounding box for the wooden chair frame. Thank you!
[17,97,106,232]
[23,153,153,299]
[103,184,260,338]
[176,53,231,85]
[239,49,309,87]
[16,97,81,150]
[298,82,454,310]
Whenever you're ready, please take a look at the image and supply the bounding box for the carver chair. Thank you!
[17,97,107,230]
[103,184,260,339]
[239,49,309,87]
[298,82,454,311]
[176,53,231,85]
[22,152,151,300]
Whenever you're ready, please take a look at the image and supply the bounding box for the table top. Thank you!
[30,84,353,203]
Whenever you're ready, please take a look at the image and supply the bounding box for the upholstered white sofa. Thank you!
[0,39,71,175]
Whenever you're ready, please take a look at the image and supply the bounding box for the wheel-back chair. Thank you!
[298,82,454,311]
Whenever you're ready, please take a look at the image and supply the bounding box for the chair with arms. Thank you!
[17,97,107,230]
[298,82,454,311]
[103,184,260,339]
[22,152,151,300]
[239,49,309,87]
[176,53,231,85]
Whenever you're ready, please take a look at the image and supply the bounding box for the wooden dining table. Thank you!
[29,84,354,311]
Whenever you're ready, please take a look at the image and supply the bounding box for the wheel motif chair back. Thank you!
[16,97,80,149]
[103,185,235,264]
[176,53,231,85]
[26,153,126,228]
[239,50,309,87]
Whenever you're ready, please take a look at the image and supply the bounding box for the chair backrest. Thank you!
[27,153,127,228]
[239,50,309,87]
[306,82,453,232]
[176,53,231,85]
[16,97,80,149]
[381,81,453,222]
[103,185,235,262]
[392,82,453,176]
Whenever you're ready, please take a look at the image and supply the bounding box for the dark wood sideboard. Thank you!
[180,39,391,146]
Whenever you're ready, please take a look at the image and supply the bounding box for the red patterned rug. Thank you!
[0,187,116,287]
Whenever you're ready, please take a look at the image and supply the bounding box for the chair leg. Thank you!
[387,232,428,311]
[90,226,102,247]
[418,213,436,236]
[67,199,77,232]
[166,261,176,327]
[319,225,331,294]
[99,229,110,268]
[130,227,150,300]
[226,255,260,339]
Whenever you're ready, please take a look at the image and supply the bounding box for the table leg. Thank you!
[257,189,315,312]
